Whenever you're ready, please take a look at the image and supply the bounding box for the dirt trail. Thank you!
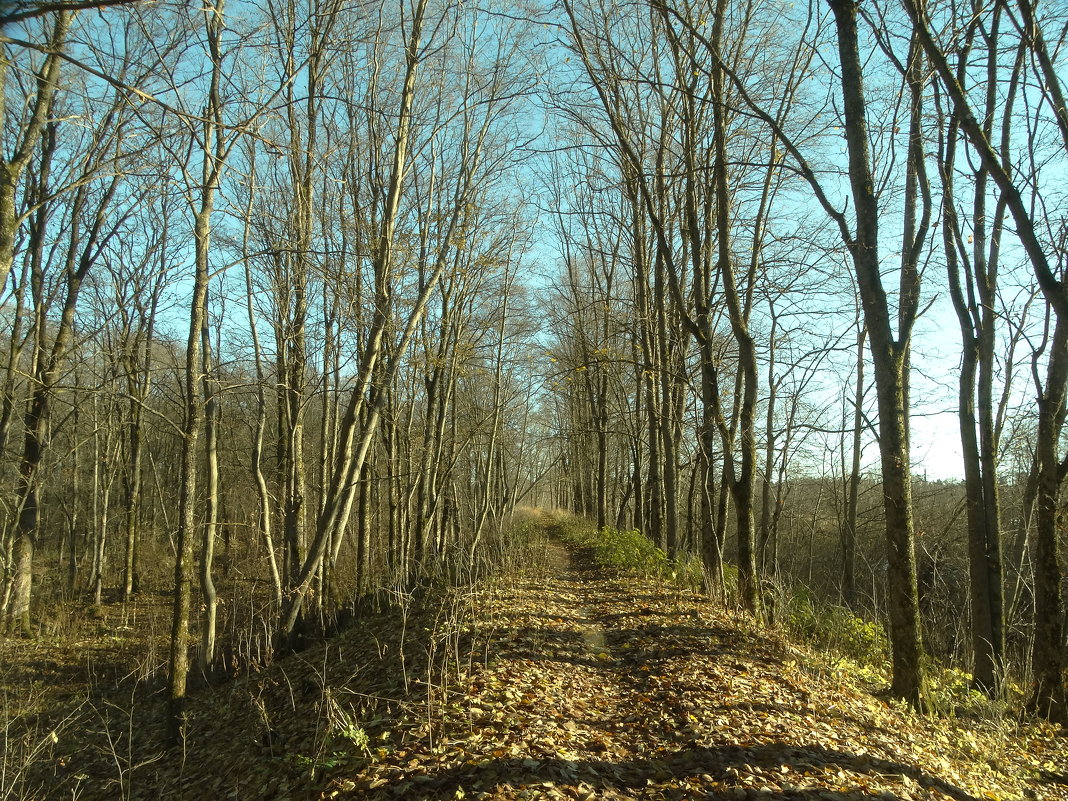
[43,532,1062,801]
[331,540,1057,801]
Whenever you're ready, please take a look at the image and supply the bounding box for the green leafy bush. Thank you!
[921,664,1014,719]
[671,553,707,594]
[783,586,888,667]
[553,518,702,588]
[550,516,599,547]
[594,527,668,575]
[555,522,666,577]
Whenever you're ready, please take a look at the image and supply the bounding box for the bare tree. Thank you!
[903,0,1068,721]
[0,12,70,298]
[2,22,152,632]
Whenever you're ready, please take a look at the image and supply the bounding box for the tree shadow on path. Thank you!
[352,741,983,800]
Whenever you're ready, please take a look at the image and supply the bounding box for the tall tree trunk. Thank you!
[707,0,760,616]
[198,315,220,675]
[167,0,226,744]
[123,284,160,601]
[937,23,1011,692]
[1030,318,1068,720]
[241,157,283,606]
[829,0,926,705]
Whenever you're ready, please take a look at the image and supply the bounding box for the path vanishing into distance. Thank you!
[46,522,1066,801]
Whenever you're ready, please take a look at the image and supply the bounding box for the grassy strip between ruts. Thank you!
[549,516,706,591]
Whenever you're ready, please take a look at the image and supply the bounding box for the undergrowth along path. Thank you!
[39,524,1064,801]
[328,536,1063,801]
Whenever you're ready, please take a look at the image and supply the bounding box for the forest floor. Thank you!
[7,524,1068,801]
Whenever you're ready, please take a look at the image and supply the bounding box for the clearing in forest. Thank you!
[20,523,1067,801]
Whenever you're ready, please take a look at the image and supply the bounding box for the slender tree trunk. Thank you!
[842,324,865,608]
[167,0,226,744]
[707,0,760,615]
[123,288,158,601]
[1007,458,1037,625]
[699,355,724,594]
[91,395,110,607]
[760,315,778,576]
[241,159,283,606]
[471,286,512,552]
[939,69,1009,695]
[198,316,220,675]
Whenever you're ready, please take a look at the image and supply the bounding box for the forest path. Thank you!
[329,536,1041,801]
[44,526,1063,800]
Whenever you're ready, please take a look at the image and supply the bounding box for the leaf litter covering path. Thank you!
[326,544,1062,801]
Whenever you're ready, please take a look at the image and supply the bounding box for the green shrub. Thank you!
[550,516,599,547]
[921,664,1013,719]
[783,586,888,667]
[671,553,706,594]
[594,527,668,575]
[553,518,703,588]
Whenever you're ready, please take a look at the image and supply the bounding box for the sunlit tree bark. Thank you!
[904,0,1068,721]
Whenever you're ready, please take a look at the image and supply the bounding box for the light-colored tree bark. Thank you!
[167,0,229,744]
[0,12,70,299]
